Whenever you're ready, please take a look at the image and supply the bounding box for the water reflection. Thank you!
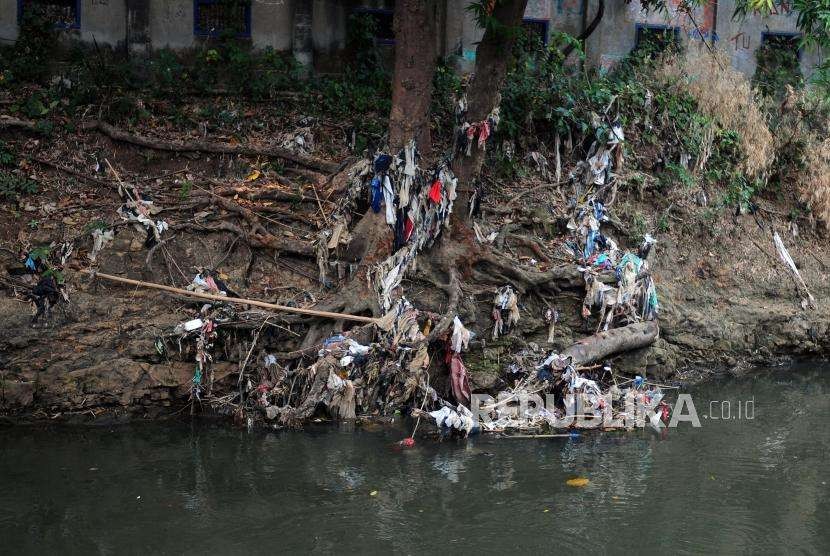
[1,365,829,553]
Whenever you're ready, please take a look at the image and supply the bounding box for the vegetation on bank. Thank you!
[1,10,829,234]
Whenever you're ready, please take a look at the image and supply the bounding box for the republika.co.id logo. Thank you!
[469,392,755,429]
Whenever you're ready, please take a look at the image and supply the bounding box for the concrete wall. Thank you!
[312,0,348,57]
[150,0,193,50]
[0,0,823,82]
[252,0,294,51]
[583,0,715,71]
[0,0,20,45]
[81,0,127,47]
[581,0,823,80]
[718,0,821,79]
[446,0,582,72]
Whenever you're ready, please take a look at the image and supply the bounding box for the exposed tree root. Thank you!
[82,120,340,174]
[181,194,316,257]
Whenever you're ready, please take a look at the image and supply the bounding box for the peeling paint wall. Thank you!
[718,0,821,79]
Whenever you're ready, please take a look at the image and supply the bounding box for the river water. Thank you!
[2,364,829,554]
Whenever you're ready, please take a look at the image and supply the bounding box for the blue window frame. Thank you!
[194,0,252,38]
[17,0,80,30]
[522,18,550,46]
[352,7,395,45]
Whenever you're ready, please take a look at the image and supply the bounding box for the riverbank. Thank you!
[1,145,827,421]
[2,39,829,423]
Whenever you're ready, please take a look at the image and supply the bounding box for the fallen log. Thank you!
[81,270,379,324]
[83,120,340,174]
[563,321,658,367]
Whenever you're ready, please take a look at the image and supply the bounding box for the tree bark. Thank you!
[563,321,659,367]
[350,0,439,275]
[452,0,529,214]
[388,0,438,155]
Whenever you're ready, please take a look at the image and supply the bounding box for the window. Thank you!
[760,32,801,60]
[17,0,80,30]
[635,24,680,56]
[194,0,251,38]
[522,18,550,46]
[754,32,803,98]
[352,8,395,45]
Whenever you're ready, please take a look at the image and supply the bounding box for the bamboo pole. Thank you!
[502,433,581,439]
[81,270,379,324]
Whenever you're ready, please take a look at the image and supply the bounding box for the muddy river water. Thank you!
[2,364,829,553]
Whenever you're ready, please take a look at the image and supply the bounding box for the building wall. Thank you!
[81,0,127,47]
[312,0,348,58]
[149,0,194,50]
[718,0,821,79]
[583,0,716,71]
[445,0,583,72]
[252,0,294,51]
[0,0,20,45]
[0,0,823,82]
[581,0,822,80]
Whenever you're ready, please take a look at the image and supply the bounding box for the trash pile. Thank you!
[362,140,458,311]
[155,116,672,436]
[164,296,438,424]
[491,285,519,340]
[467,354,670,433]
[13,243,73,327]
[116,179,168,248]
[561,118,659,333]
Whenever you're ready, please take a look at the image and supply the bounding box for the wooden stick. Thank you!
[502,433,580,439]
[81,270,378,324]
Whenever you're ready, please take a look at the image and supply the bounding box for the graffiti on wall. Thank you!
[730,31,752,50]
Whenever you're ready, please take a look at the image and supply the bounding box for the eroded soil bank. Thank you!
[1,138,827,423]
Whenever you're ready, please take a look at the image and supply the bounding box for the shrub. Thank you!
[656,48,773,178]
[0,170,37,201]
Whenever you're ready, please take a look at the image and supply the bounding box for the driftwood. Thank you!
[82,270,379,324]
[563,321,658,367]
[83,120,340,174]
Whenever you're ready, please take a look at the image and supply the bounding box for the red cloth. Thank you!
[449,353,471,407]
[466,125,477,141]
[478,121,490,147]
[428,179,442,204]
[404,217,414,241]
[205,275,219,292]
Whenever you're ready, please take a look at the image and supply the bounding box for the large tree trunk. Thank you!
[347,0,438,270]
[309,1,440,326]
[388,0,438,155]
[452,0,529,215]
